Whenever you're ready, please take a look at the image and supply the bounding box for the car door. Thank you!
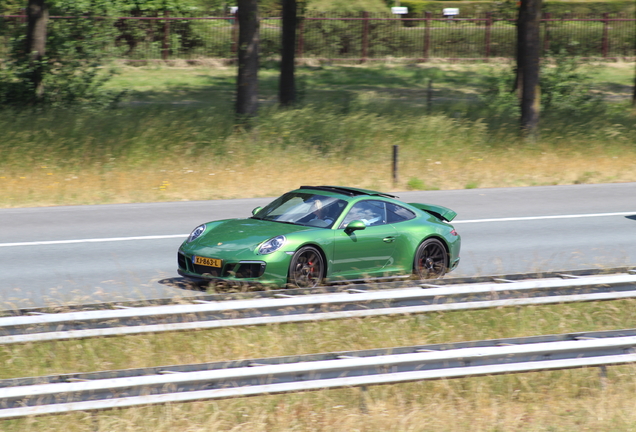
[330,200,399,279]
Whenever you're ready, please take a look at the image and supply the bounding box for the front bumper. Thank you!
[177,251,291,287]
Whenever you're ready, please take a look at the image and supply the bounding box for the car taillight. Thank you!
[450,229,458,236]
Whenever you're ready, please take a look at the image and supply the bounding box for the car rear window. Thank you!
[387,203,416,223]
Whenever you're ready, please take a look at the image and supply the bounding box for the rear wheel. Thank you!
[288,246,324,288]
[414,238,448,279]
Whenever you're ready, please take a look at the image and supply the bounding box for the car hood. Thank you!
[187,218,314,255]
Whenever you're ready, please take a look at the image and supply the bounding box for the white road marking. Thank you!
[453,211,636,224]
[1,211,634,248]
[0,235,188,248]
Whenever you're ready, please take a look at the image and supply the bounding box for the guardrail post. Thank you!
[423,11,431,61]
[601,12,609,58]
[162,10,170,61]
[359,386,369,414]
[599,365,608,390]
[484,12,492,60]
[361,11,370,63]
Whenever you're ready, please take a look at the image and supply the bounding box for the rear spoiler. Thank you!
[408,203,457,222]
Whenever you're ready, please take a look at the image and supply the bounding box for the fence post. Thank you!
[162,10,170,61]
[361,11,369,63]
[423,11,431,61]
[231,11,238,54]
[601,12,609,58]
[543,12,551,55]
[297,16,305,58]
[484,12,492,60]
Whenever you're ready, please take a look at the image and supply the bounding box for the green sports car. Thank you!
[178,185,460,288]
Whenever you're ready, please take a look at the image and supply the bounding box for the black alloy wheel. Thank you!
[289,246,325,288]
[414,238,448,279]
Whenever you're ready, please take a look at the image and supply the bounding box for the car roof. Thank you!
[297,185,399,199]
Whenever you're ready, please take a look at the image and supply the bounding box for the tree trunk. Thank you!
[25,0,48,101]
[279,0,297,106]
[235,0,259,117]
[517,0,542,138]
[513,5,525,95]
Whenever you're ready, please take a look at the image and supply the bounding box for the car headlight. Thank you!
[187,224,206,243]
[258,235,286,255]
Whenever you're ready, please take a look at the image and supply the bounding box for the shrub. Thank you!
[480,51,604,119]
[0,2,123,108]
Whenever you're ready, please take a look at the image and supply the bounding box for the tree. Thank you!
[25,0,48,102]
[516,0,542,137]
[1,0,123,108]
[235,0,259,117]
[278,0,297,106]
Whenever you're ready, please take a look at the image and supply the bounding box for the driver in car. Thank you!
[300,199,335,227]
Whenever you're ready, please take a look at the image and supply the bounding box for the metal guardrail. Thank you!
[2,328,636,419]
[4,266,632,316]
[1,271,636,345]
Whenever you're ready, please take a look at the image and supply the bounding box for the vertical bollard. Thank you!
[427,79,433,114]
[392,145,399,187]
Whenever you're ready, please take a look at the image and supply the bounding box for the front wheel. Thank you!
[288,246,325,288]
[414,238,448,279]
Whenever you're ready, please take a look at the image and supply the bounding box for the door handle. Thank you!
[383,236,396,243]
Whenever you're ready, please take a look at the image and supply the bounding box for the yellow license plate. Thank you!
[193,256,222,268]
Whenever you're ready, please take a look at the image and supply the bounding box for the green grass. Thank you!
[1,61,635,208]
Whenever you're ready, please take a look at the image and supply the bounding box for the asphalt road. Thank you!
[1,183,635,309]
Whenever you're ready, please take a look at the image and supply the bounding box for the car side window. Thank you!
[386,203,416,224]
[339,200,387,229]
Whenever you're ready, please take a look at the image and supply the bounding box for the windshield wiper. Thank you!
[271,220,302,225]
[251,216,300,225]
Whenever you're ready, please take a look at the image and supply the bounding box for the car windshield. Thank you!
[252,192,348,229]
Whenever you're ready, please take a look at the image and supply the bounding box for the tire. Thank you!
[288,246,325,288]
[414,238,448,279]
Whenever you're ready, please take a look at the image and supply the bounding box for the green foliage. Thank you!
[0,1,123,108]
[540,52,603,115]
[479,68,520,117]
[52,0,202,14]
[306,0,388,13]
[393,1,634,16]
[480,52,604,119]
[407,177,426,190]
[0,0,23,14]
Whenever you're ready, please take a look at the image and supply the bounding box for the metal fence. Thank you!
[1,11,635,61]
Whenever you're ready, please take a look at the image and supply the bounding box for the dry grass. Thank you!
[8,377,636,431]
[4,300,636,430]
[2,134,636,208]
[2,62,635,208]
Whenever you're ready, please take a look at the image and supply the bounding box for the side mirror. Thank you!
[345,220,366,233]
[252,206,263,216]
